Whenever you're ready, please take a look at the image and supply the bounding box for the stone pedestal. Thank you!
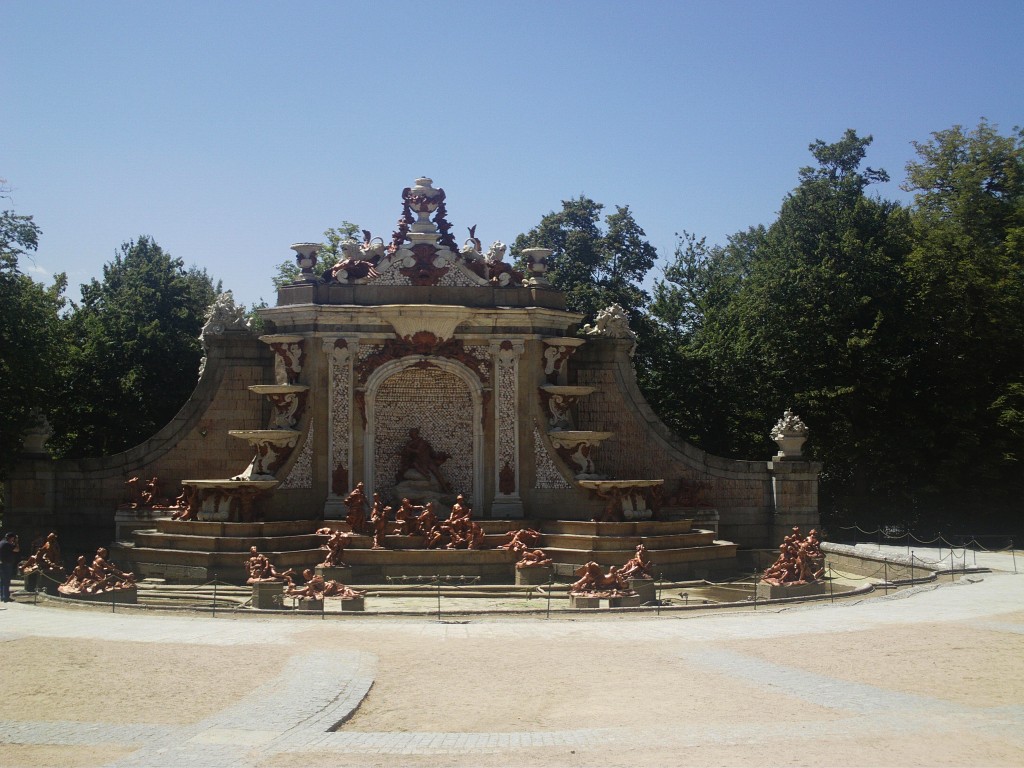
[628,578,656,603]
[755,580,827,600]
[569,593,600,609]
[298,597,323,612]
[21,571,39,593]
[767,457,823,546]
[608,593,642,608]
[252,580,285,609]
[340,596,365,611]
[515,565,553,585]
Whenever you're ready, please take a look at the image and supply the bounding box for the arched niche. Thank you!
[363,357,485,511]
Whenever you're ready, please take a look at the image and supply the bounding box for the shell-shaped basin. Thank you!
[540,385,595,397]
[548,431,614,446]
[228,429,300,445]
[248,384,309,395]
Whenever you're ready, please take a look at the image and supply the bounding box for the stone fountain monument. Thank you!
[5,177,821,583]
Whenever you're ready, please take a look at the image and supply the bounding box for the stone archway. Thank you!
[364,359,484,510]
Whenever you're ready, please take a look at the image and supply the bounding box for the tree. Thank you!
[0,200,67,476]
[512,198,658,322]
[271,221,361,291]
[650,132,917,524]
[50,237,220,457]
[899,120,1024,524]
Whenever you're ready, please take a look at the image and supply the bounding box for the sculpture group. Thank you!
[760,527,825,586]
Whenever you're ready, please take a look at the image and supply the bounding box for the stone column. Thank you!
[766,410,821,543]
[768,458,823,544]
[490,339,525,518]
[323,337,357,519]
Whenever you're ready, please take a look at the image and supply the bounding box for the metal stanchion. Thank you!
[752,570,758,611]
[212,574,217,618]
[436,577,443,623]
[1011,540,1017,574]
[828,566,835,603]
[546,574,553,620]
[883,560,888,593]
[910,553,915,583]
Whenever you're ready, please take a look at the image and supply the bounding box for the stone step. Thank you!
[538,530,716,551]
[132,531,325,552]
[540,520,694,536]
[129,546,323,570]
[153,519,321,537]
[542,542,738,567]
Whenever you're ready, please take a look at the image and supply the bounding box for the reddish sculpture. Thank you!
[394,498,423,535]
[618,544,655,580]
[19,532,65,580]
[343,482,369,535]
[319,529,353,568]
[760,527,825,586]
[369,497,391,550]
[287,568,364,600]
[244,546,296,585]
[569,561,632,597]
[59,547,136,596]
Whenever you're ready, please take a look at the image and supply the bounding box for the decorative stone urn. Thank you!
[522,247,552,287]
[771,409,808,459]
[290,243,320,281]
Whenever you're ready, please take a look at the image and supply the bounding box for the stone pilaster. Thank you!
[324,337,357,518]
[767,457,822,545]
[490,339,525,518]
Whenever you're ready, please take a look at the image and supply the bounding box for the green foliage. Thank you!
[898,120,1024,515]
[646,123,1024,532]
[50,237,220,457]
[0,206,67,476]
[511,198,658,322]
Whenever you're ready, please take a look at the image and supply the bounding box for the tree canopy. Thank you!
[511,197,658,322]
[49,237,220,457]
[0,200,67,477]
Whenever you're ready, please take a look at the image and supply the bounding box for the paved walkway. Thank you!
[0,548,1021,767]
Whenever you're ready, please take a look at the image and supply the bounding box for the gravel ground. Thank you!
[0,548,1020,767]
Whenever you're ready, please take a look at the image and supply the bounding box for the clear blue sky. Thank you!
[4,1,1022,308]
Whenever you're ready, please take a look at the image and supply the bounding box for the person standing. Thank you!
[0,532,21,602]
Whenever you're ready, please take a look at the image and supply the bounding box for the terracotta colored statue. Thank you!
[20,532,65,578]
[416,502,439,536]
[569,561,631,596]
[319,529,353,568]
[370,502,391,550]
[500,528,542,551]
[618,544,655,580]
[244,546,295,585]
[287,568,365,600]
[343,482,368,534]
[59,547,135,595]
[516,548,553,569]
[395,428,452,492]
[394,498,422,536]
[761,527,825,586]
[171,485,199,520]
[60,555,100,595]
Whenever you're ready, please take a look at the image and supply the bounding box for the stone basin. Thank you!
[228,430,300,445]
[258,334,304,345]
[547,431,614,446]
[247,384,309,395]
[542,337,586,348]
[539,385,595,397]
